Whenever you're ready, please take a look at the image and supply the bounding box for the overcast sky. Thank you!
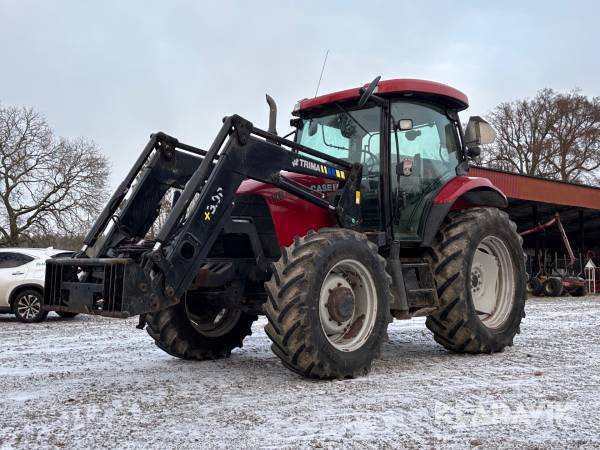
[2,0,599,187]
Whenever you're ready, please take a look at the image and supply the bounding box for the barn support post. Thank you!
[533,204,539,275]
[579,209,585,256]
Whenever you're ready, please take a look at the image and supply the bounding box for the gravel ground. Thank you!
[0,296,599,449]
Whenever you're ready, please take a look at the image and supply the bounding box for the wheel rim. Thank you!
[471,236,515,329]
[185,301,242,337]
[16,294,41,320]
[319,259,377,352]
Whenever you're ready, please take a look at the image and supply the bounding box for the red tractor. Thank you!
[44,77,526,379]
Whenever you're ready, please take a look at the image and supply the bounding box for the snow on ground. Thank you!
[1,296,599,449]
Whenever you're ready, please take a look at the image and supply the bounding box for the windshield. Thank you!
[296,105,382,229]
[296,106,381,175]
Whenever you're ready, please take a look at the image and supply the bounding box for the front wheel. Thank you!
[145,295,257,360]
[427,207,526,353]
[264,229,392,379]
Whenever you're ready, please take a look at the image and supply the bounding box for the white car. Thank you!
[0,248,77,323]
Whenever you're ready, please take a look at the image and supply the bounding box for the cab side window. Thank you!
[0,252,34,269]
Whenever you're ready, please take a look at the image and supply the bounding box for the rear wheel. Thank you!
[426,207,526,353]
[145,295,257,360]
[12,290,48,323]
[264,229,392,379]
[543,277,563,297]
[526,276,543,296]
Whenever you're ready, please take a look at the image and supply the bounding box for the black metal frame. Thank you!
[44,115,364,317]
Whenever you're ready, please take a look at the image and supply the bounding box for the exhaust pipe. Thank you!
[265,94,278,136]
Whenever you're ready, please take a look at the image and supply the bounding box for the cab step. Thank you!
[391,258,439,318]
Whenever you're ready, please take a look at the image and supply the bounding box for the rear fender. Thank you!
[421,176,507,246]
[433,176,507,208]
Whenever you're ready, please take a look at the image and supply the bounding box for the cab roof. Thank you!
[294,78,469,114]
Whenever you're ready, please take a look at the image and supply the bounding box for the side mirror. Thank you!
[397,119,413,131]
[290,118,304,130]
[308,120,318,136]
[464,116,496,147]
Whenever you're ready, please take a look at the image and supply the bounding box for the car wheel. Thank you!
[12,290,48,323]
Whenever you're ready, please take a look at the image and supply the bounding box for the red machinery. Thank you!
[521,213,586,297]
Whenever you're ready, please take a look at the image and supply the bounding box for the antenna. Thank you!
[314,50,329,97]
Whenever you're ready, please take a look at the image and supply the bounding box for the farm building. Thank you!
[472,166,600,294]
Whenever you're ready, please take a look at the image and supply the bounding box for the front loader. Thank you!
[44,77,526,379]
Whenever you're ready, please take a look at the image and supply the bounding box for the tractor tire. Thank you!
[264,229,392,379]
[526,277,543,296]
[145,296,257,360]
[543,277,563,297]
[426,207,526,354]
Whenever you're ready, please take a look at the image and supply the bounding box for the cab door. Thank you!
[389,101,462,241]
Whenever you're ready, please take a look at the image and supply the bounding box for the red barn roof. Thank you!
[471,166,600,210]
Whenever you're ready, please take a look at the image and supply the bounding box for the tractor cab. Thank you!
[291,77,496,243]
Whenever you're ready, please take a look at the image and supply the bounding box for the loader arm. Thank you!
[44,115,363,318]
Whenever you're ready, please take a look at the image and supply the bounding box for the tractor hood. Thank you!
[236,173,337,247]
[237,172,339,196]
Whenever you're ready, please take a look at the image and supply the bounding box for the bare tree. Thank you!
[546,90,600,183]
[146,189,176,239]
[481,89,600,184]
[0,105,110,246]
